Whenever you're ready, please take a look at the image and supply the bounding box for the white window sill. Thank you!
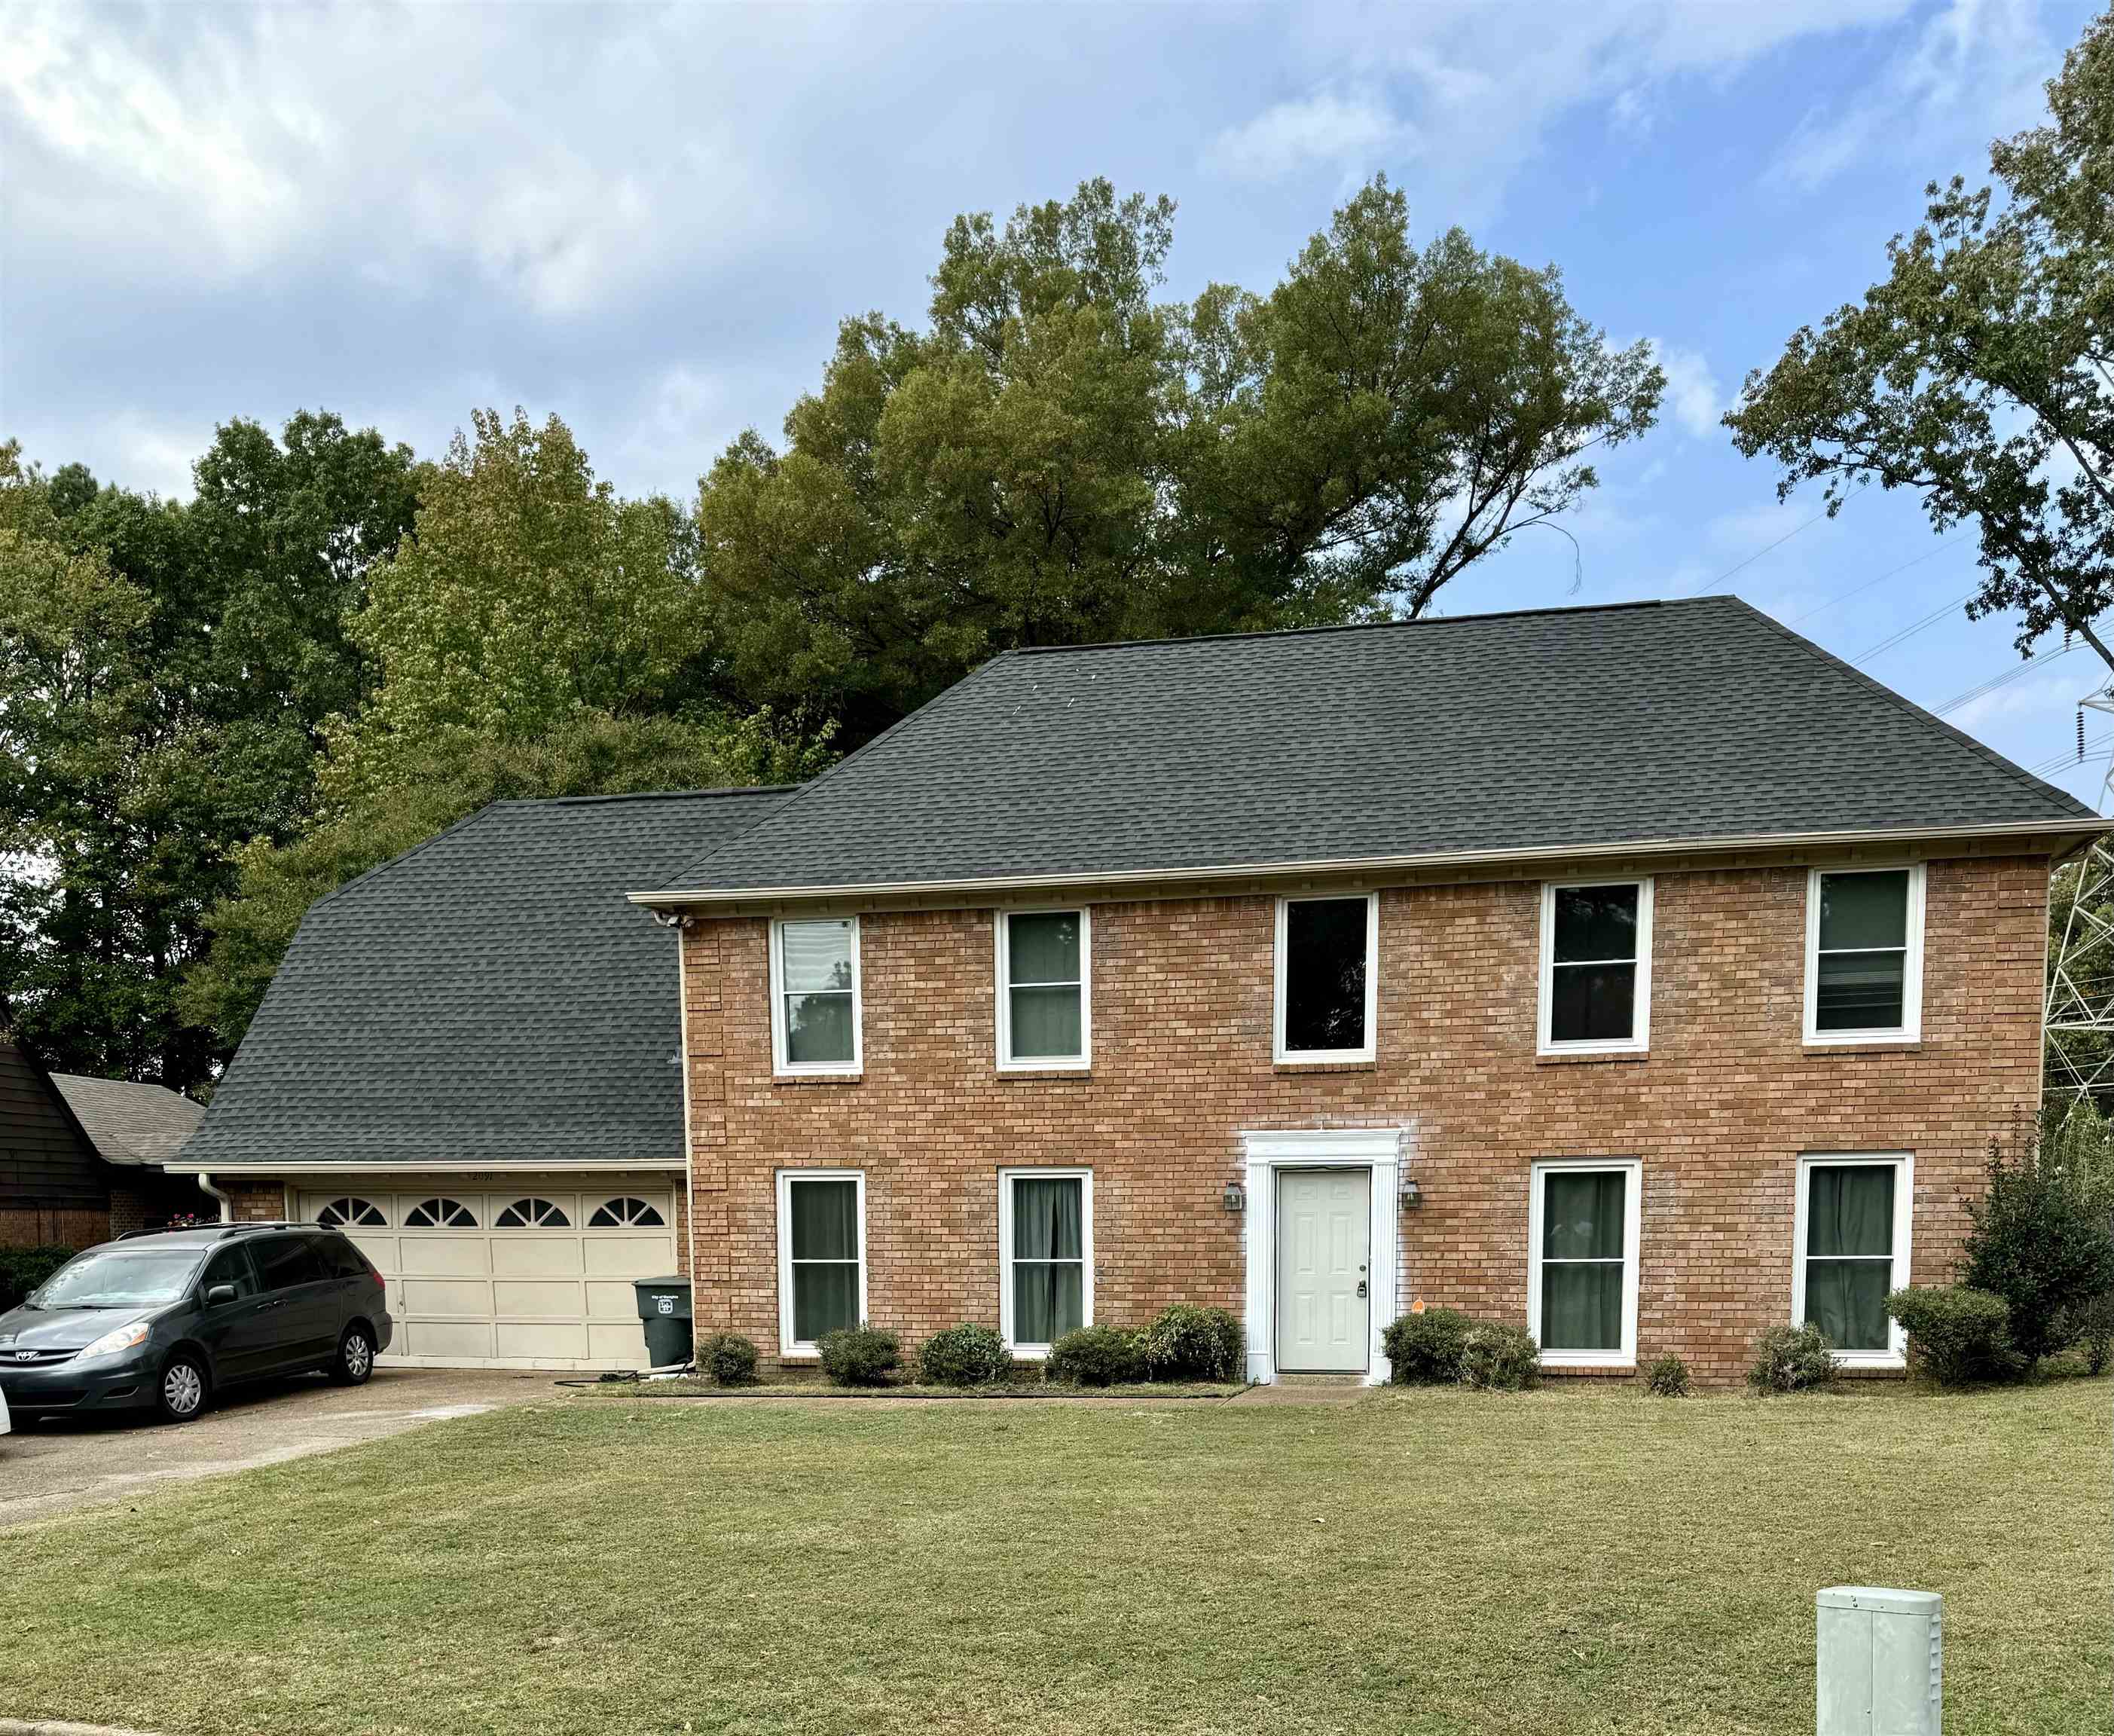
[1536,1043,1648,1061]
[997,1059,1090,1074]
[1830,1351,1907,1372]
[1274,1050,1376,1067]
[1802,1031,1920,1048]
[1540,1352,1636,1370]
[1006,1344,1054,1361]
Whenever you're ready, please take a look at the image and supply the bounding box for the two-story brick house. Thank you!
[634,598,2105,1386]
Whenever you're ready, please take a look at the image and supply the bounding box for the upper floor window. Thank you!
[1274,894,1377,1063]
[996,909,1090,1069]
[1804,866,1923,1044]
[771,917,861,1075]
[1538,879,1652,1055]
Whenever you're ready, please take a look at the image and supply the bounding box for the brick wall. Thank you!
[680,854,2050,1386]
[225,1180,286,1222]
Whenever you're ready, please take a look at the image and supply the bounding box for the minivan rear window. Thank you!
[313,1235,368,1281]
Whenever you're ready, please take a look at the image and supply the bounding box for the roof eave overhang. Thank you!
[161,1158,687,1175]
[628,818,2109,916]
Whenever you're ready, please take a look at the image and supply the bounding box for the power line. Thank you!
[2030,731,2112,778]
[1851,592,1979,665]
[1785,530,1971,628]
[1678,481,1862,598]
[1931,640,2076,717]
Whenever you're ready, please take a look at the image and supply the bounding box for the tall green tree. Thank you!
[1728,5,2114,668]
[701,176,1662,744]
[0,414,418,1089]
[183,409,832,1053]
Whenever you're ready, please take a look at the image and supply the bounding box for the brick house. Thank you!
[630,598,2105,1386]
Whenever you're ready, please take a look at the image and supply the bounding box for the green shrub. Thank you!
[1748,1323,1836,1394]
[1045,1324,1146,1387]
[1644,1353,1691,1397]
[1457,1322,1539,1390]
[695,1331,759,1386]
[918,1323,1012,1386]
[1137,1304,1245,1382]
[2066,1289,2114,1376]
[0,1245,75,1313]
[816,1325,900,1386]
[1963,1135,2114,1365]
[1885,1285,2020,1386]
[1382,1307,1473,1384]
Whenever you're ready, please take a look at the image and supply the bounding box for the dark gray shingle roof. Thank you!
[182,788,791,1169]
[50,1073,203,1166]
[649,598,2098,898]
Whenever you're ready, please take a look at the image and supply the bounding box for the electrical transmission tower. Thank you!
[2043,681,2114,1113]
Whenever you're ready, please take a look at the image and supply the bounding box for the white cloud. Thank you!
[1211,0,1917,219]
[1648,341,1724,439]
[1204,89,1415,183]
[1769,0,2058,192]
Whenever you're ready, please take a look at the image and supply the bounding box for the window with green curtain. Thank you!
[780,919,855,1065]
[1006,912,1083,1059]
[1010,1175,1084,1344]
[1539,1169,1627,1352]
[789,1176,860,1343]
[1804,1164,1896,1350]
[1813,873,1909,1032]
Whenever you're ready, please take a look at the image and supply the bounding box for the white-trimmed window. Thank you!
[1538,879,1652,1054]
[996,909,1090,1069]
[998,1167,1092,1355]
[1794,1154,1912,1367]
[775,1169,866,1356]
[770,918,861,1075]
[1527,1160,1641,1367]
[1804,866,1923,1044]
[1273,894,1378,1063]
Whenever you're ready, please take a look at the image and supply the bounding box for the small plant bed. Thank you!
[577,1375,1246,1401]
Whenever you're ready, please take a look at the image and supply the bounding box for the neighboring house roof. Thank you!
[638,596,2103,903]
[178,787,793,1170]
[0,1037,111,1209]
[49,1073,204,1166]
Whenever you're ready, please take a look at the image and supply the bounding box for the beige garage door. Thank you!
[300,1184,678,1370]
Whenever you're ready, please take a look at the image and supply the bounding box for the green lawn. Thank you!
[5,1380,2108,1736]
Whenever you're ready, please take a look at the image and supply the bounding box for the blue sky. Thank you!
[2,0,2105,808]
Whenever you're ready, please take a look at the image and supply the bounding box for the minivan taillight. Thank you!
[364,1258,384,1286]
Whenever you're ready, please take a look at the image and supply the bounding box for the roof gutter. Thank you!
[628,816,2110,911]
[160,1159,688,1176]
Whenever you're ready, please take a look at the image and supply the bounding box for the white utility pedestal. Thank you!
[1816,1586,1942,1735]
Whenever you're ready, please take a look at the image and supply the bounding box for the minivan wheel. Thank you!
[331,1325,374,1386]
[157,1354,209,1424]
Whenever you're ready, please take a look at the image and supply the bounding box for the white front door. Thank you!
[1275,1167,1371,1373]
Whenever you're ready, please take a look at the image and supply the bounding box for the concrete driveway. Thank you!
[0,1366,561,1530]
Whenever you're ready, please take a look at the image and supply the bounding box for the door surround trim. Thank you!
[1240,1128,1407,1386]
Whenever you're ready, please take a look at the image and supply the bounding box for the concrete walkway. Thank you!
[0,1365,558,1529]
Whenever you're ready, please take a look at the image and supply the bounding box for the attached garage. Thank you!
[301,1181,677,1369]
[163,787,799,1373]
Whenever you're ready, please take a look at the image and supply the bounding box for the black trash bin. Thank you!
[633,1277,692,1370]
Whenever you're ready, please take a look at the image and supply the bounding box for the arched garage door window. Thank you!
[588,1197,665,1228]
[494,1197,570,1229]
[315,1197,386,1227]
[405,1198,478,1229]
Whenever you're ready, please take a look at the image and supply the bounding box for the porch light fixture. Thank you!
[1221,1181,1245,1213]
[1398,1176,1423,1211]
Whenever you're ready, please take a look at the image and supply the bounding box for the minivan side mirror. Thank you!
[204,1283,238,1307]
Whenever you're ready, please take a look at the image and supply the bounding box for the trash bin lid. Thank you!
[632,1276,688,1290]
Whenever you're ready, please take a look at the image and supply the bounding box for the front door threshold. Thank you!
[1275,1371,1365,1386]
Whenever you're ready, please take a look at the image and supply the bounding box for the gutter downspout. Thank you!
[196,1172,231,1224]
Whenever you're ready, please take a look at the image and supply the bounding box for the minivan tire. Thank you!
[157,1353,209,1424]
[331,1325,375,1386]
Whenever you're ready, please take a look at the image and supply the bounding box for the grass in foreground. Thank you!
[3,1380,2107,1736]
[579,1376,1242,1399]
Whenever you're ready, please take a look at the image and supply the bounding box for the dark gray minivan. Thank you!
[0,1223,393,1423]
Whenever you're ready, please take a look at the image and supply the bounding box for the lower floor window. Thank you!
[1000,1168,1092,1351]
[777,1170,865,1354]
[1797,1155,1911,1361]
[1529,1160,1640,1365]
